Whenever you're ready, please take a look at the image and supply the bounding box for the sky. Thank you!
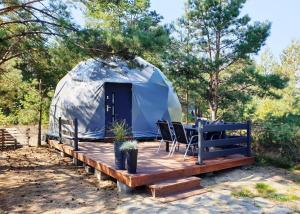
[150,0,300,60]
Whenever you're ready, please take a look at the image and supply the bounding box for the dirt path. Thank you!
[0,146,120,214]
[1,146,299,214]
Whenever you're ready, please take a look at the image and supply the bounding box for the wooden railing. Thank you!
[58,117,79,151]
[0,128,18,149]
[196,121,251,164]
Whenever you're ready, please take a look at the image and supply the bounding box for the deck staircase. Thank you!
[147,176,208,202]
[0,128,21,149]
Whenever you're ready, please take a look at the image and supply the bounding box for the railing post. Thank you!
[73,118,79,151]
[196,122,204,165]
[246,120,251,157]
[58,117,62,144]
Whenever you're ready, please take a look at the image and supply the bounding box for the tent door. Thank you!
[105,83,132,137]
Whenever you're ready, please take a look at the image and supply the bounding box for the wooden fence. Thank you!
[197,121,251,164]
[58,117,79,151]
[0,128,18,149]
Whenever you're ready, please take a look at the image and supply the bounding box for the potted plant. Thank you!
[111,121,128,170]
[120,140,138,174]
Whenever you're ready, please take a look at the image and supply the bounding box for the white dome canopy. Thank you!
[48,57,182,139]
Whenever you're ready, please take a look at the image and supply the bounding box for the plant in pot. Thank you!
[111,121,128,170]
[120,140,138,174]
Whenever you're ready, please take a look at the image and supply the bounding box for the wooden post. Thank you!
[73,118,79,151]
[58,117,62,144]
[1,129,4,150]
[26,128,30,145]
[37,79,42,147]
[246,120,251,157]
[196,121,204,165]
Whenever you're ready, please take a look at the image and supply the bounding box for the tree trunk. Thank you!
[210,106,217,121]
[37,79,42,147]
[186,88,189,123]
[208,72,219,121]
[208,30,221,121]
[194,99,202,118]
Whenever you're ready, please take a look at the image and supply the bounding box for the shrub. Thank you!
[252,114,300,163]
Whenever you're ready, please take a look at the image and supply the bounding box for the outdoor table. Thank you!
[184,124,198,138]
[184,124,224,141]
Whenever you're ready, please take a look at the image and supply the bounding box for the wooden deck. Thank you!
[48,140,255,188]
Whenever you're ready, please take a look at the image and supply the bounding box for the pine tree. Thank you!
[167,0,285,121]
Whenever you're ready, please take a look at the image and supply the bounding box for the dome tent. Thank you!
[48,57,182,140]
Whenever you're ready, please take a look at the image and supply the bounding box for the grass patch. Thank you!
[270,194,299,202]
[232,182,299,202]
[255,183,276,195]
[255,182,299,202]
[232,188,255,198]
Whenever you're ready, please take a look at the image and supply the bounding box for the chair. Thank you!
[171,122,198,159]
[156,120,175,155]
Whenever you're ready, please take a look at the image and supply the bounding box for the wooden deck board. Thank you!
[48,140,255,187]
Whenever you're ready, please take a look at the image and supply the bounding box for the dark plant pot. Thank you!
[114,142,125,170]
[126,149,138,174]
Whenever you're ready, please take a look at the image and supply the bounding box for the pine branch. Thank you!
[0,0,43,15]
[3,31,65,41]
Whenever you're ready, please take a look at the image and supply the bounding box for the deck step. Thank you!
[158,188,209,203]
[147,176,201,198]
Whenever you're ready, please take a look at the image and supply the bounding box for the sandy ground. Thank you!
[0,145,300,214]
[0,146,120,214]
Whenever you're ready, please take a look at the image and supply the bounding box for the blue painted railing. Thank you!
[196,120,251,165]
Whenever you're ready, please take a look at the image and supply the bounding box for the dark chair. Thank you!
[171,122,198,159]
[156,120,175,156]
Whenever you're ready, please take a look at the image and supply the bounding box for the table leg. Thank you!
[166,141,169,152]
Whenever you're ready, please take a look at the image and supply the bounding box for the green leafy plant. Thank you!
[120,140,138,151]
[111,120,128,142]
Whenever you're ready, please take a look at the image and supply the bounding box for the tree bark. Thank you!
[208,29,221,121]
[208,72,219,121]
[210,107,217,121]
[37,79,42,147]
[186,88,189,123]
